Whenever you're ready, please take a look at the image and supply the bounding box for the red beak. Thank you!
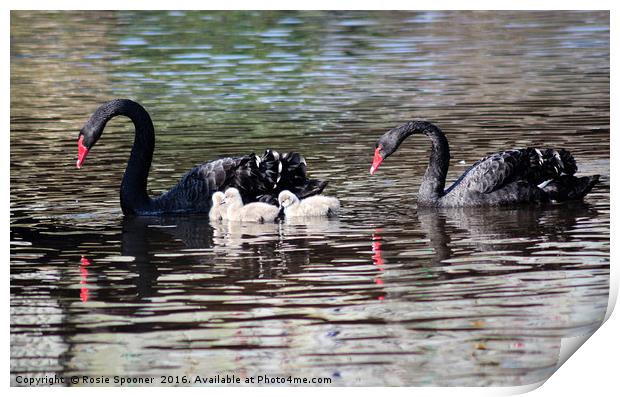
[370,147,383,175]
[77,135,89,169]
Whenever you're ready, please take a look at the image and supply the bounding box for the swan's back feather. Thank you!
[447,148,578,196]
[151,151,327,214]
[541,174,599,201]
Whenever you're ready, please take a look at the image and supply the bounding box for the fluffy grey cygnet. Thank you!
[278,190,340,217]
[224,188,280,223]
[209,191,227,221]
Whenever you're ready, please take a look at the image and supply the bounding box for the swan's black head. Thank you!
[76,100,129,168]
[76,105,111,168]
[77,123,104,169]
[370,121,420,174]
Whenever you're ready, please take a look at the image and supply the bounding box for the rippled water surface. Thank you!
[10,11,609,386]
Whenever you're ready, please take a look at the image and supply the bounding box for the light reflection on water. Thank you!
[11,11,609,386]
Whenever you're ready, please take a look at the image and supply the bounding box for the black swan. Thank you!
[370,121,599,207]
[76,99,327,215]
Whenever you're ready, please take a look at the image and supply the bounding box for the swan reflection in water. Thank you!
[415,202,599,266]
[108,215,349,299]
[367,202,600,301]
[65,203,603,384]
[81,201,597,303]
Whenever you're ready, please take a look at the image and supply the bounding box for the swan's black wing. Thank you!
[254,150,328,205]
[447,148,577,195]
[154,150,327,212]
[541,174,599,201]
[153,156,254,213]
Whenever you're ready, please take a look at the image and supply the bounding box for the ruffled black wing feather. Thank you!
[152,149,327,212]
[253,150,328,205]
[448,147,579,195]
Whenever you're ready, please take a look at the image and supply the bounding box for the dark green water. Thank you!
[11,11,609,386]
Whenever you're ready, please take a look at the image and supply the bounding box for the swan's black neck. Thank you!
[382,121,450,204]
[416,122,450,204]
[85,99,155,215]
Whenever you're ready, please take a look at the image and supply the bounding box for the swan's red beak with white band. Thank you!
[370,147,383,175]
[77,135,89,169]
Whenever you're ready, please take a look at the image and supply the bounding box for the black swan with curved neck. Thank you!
[370,121,599,207]
[76,99,327,215]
